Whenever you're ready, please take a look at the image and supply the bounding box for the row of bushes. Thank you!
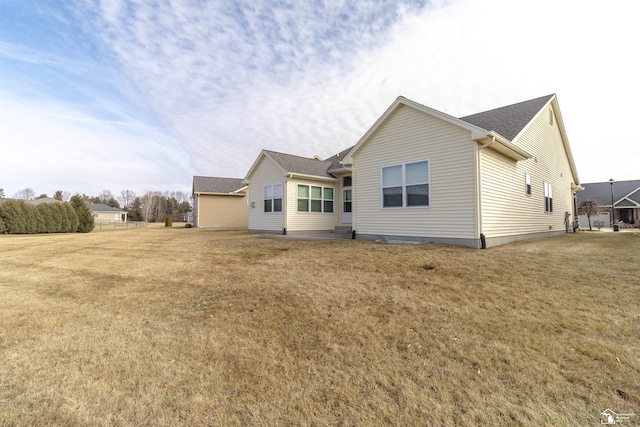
[0,196,95,234]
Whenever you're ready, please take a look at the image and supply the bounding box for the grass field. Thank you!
[0,226,639,426]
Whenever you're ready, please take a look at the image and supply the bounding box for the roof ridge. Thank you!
[460,94,555,119]
[264,149,332,163]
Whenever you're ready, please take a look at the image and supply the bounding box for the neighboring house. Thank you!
[576,179,640,227]
[192,176,249,228]
[0,197,62,206]
[244,94,581,248]
[25,197,63,206]
[90,203,128,223]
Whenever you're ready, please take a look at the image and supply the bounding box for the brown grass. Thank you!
[0,226,639,426]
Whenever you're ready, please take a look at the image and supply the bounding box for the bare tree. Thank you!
[118,189,136,210]
[139,191,157,222]
[53,190,64,201]
[13,188,35,200]
[578,200,600,231]
[0,188,5,198]
[98,190,114,204]
[62,191,72,202]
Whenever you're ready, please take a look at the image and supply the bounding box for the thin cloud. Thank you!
[1,0,639,199]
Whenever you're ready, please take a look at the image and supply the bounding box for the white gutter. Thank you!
[287,172,339,182]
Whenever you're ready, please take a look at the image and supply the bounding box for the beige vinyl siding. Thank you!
[195,194,248,228]
[247,156,285,231]
[94,212,123,222]
[480,105,575,237]
[285,178,340,231]
[353,105,478,239]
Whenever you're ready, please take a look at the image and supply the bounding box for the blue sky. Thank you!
[1,0,639,198]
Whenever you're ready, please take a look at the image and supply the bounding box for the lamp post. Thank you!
[609,178,615,227]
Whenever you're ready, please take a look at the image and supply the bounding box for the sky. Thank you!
[1,0,639,199]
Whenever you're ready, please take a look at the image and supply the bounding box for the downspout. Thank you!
[476,136,495,249]
[194,193,199,228]
[285,173,292,235]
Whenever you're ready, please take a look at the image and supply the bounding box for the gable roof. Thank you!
[577,180,640,207]
[344,96,532,164]
[26,197,62,205]
[459,94,554,140]
[244,149,340,182]
[244,94,579,185]
[264,150,336,178]
[193,176,247,195]
[327,145,355,172]
[90,203,125,213]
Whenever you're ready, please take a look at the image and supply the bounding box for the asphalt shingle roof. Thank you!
[327,145,355,171]
[577,180,640,206]
[264,150,336,179]
[90,203,125,212]
[255,95,556,180]
[193,176,246,194]
[459,94,554,140]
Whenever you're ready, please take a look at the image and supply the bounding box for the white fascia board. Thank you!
[551,96,581,185]
[194,192,246,197]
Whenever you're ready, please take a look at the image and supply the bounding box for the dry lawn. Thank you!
[0,225,639,426]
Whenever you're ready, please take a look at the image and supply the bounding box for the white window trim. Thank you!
[380,159,431,209]
[263,184,283,213]
[544,181,553,213]
[297,184,334,213]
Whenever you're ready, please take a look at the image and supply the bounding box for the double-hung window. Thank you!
[297,185,334,213]
[263,184,283,213]
[382,160,430,208]
[544,181,553,213]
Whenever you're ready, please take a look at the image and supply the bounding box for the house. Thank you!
[24,197,63,206]
[244,94,581,248]
[576,179,640,228]
[192,176,249,228]
[90,203,127,223]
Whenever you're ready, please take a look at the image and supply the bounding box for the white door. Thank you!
[341,176,352,224]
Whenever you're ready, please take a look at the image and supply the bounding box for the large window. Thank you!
[263,184,283,213]
[544,181,553,213]
[297,185,334,213]
[382,160,430,208]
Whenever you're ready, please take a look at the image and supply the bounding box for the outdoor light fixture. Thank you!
[609,178,615,227]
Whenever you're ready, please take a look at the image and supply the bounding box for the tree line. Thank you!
[0,187,192,223]
[0,196,94,234]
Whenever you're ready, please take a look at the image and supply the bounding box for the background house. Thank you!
[90,203,127,223]
[245,94,581,248]
[192,176,248,228]
[577,180,640,228]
